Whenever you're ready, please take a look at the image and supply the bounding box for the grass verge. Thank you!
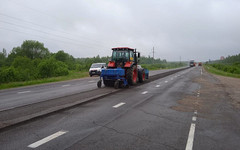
[0,71,89,90]
[204,65,240,78]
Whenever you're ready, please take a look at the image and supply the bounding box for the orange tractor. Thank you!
[97,47,149,88]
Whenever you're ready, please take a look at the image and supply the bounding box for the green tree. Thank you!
[0,48,7,67]
[10,40,50,60]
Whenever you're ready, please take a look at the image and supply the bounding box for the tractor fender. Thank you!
[124,61,133,68]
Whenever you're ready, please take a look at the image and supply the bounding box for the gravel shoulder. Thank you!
[212,72,240,109]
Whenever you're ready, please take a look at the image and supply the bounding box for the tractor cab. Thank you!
[108,47,138,68]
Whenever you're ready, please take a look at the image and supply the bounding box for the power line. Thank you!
[0,27,106,50]
[0,20,108,48]
[0,13,106,45]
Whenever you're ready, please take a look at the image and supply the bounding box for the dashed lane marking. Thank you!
[156,85,160,88]
[165,81,168,83]
[28,130,68,148]
[113,102,126,108]
[141,91,148,94]
[192,116,197,122]
[185,123,196,150]
[17,91,31,94]
[194,110,197,115]
[62,84,70,87]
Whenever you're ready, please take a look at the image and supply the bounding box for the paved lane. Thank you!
[0,67,201,150]
[0,68,186,111]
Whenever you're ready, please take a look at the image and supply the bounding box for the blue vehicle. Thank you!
[97,47,149,88]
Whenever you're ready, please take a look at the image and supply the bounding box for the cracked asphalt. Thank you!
[0,67,240,150]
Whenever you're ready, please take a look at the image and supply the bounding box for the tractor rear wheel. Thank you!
[126,65,138,85]
[138,70,145,83]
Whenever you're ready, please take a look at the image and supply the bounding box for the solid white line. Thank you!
[62,84,70,87]
[192,116,197,121]
[113,102,125,108]
[17,91,31,94]
[28,130,67,148]
[165,81,168,83]
[156,85,160,87]
[141,91,148,94]
[185,123,196,150]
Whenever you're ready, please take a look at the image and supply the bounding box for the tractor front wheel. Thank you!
[97,80,102,88]
[114,80,119,89]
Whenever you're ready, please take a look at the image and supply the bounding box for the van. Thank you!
[89,63,106,77]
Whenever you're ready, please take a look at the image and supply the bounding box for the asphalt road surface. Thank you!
[0,68,184,111]
[1,67,240,150]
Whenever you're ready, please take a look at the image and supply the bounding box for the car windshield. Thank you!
[91,64,104,68]
[112,50,129,61]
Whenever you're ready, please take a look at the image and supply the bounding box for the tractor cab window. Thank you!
[130,51,134,61]
[112,50,130,61]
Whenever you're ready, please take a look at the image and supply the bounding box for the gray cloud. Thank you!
[1,0,240,62]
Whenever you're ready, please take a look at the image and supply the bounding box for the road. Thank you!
[0,68,185,111]
[1,67,240,150]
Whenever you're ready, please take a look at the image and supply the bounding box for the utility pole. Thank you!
[153,47,154,59]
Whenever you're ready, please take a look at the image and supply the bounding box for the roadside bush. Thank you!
[12,56,37,81]
[210,63,240,75]
[0,67,17,83]
[38,58,69,78]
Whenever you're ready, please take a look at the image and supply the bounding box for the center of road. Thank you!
[113,102,126,108]
[17,91,31,94]
[141,91,148,94]
[62,84,71,87]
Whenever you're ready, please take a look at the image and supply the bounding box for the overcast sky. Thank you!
[1,0,240,61]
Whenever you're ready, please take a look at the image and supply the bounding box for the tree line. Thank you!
[0,40,185,84]
[207,54,240,74]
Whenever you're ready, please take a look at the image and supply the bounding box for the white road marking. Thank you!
[28,130,67,148]
[88,80,95,83]
[192,116,197,122]
[194,110,197,115]
[165,81,168,83]
[62,84,70,87]
[156,85,160,87]
[185,123,196,150]
[141,91,148,94]
[200,69,203,75]
[17,91,31,94]
[113,102,126,108]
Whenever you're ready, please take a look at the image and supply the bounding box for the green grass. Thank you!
[0,71,89,90]
[204,65,240,78]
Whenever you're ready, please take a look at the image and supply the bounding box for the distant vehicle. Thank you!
[198,62,202,66]
[189,60,195,67]
[89,63,106,77]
